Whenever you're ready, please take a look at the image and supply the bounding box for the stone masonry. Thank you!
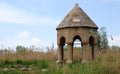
[56,4,98,63]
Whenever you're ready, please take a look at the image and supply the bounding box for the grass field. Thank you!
[0,47,120,74]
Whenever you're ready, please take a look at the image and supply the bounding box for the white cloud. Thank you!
[0,31,53,51]
[108,36,120,46]
[0,2,58,25]
[0,37,52,51]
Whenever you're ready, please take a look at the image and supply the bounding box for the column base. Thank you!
[66,60,72,64]
[56,60,64,64]
[81,60,89,64]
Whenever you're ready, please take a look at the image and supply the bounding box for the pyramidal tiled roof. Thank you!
[56,4,98,30]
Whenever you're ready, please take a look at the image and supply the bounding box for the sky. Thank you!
[0,0,120,51]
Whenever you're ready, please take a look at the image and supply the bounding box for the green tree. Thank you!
[16,45,27,53]
[98,27,108,50]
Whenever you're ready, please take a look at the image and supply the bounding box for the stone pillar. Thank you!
[56,44,64,63]
[66,43,73,63]
[81,42,89,63]
[92,43,97,60]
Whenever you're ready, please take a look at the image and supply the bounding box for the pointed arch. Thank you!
[73,35,81,42]
[89,36,94,46]
[60,36,65,46]
[73,35,82,47]
[72,35,82,60]
[89,36,95,60]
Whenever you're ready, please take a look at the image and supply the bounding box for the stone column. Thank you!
[81,42,89,63]
[66,43,73,63]
[92,43,97,60]
[56,44,64,63]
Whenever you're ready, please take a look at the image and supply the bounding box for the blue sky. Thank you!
[0,0,120,50]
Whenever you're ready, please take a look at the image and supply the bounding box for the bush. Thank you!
[4,60,14,65]
[38,60,49,69]
[16,59,23,64]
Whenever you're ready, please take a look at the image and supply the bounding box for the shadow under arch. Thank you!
[60,36,65,46]
[73,35,82,47]
[72,35,82,61]
[89,36,95,60]
[60,36,66,60]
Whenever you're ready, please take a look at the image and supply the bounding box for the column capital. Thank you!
[57,43,61,46]
[66,42,73,45]
[93,42,98,45]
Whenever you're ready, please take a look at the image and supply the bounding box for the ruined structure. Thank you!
[56,4,98,63]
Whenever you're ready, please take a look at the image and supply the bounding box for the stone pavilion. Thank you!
[56,4,98,63]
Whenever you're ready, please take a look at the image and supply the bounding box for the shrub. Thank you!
[39,60,49,69]
[4,60,14,65]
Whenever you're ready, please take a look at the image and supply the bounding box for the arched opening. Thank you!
[60,37,65,60]
[73,35,82,61]
[89,36,94,60]
[73,36,81,48]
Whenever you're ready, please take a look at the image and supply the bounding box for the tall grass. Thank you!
[0,47,120,74]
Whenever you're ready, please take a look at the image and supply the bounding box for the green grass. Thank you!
[0,59,119,74]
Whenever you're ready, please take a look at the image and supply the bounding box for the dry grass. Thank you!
[0,47,120,74]
[0,51,57,62]
[0,47,120,64]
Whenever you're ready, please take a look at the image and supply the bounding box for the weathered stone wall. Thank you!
[57,27,98,45]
